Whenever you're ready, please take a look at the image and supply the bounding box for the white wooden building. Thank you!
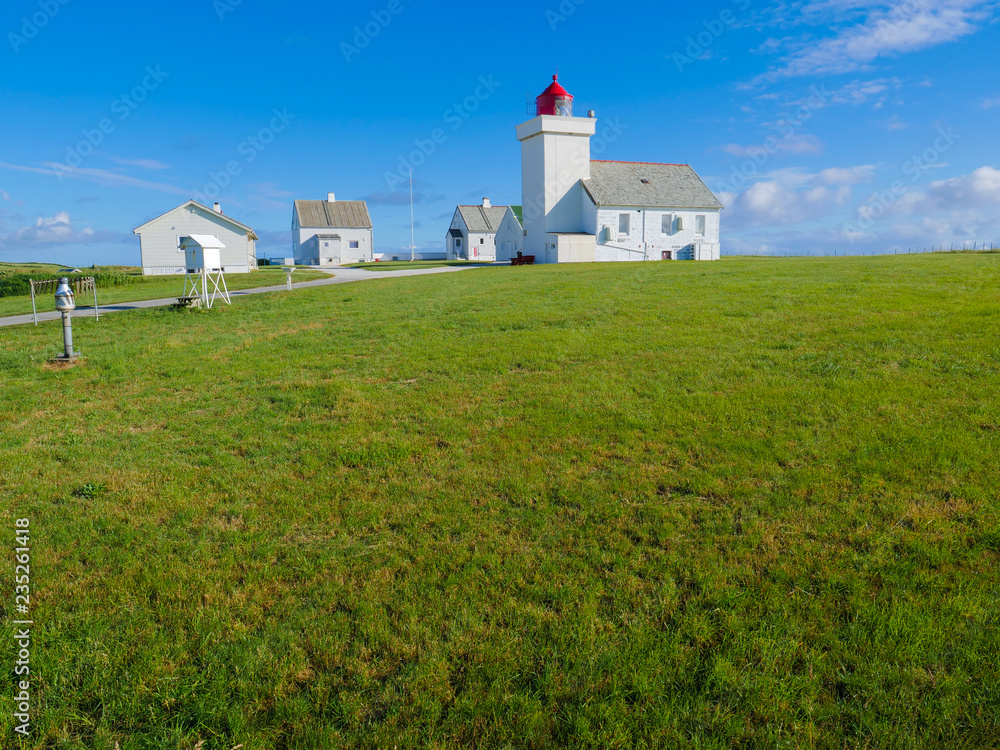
[133,200,258,276]
[445,199,523,262]
[585,161,723,262]
[292,193,373,266]
[517,75,723,263]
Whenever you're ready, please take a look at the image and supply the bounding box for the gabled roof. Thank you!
[133,200,257,238]
[295,200,372,229]
[181,235,226,250]
[456,205,513,234]
[583,161,723,210]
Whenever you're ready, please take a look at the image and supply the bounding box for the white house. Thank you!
[133,200,258,276]
[292,193,373,266]
[584,161,723,262]
[445,199,523,262]
[517,75,723,263]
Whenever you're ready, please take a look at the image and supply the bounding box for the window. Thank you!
[695,215,706,236]
[480,238,485,244]
[619,213,631,235]
[662,214,673,235]
[456,238,463,248]
[349,240,359,249]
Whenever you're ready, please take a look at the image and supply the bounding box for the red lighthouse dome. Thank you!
[535,74,574,117]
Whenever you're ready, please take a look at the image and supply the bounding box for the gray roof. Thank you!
[295,200,372,229]
[583,161,723,209]
[457,205,511,233]
[133,200,257,238]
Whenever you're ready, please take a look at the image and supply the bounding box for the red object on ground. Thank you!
[536,75,573,117]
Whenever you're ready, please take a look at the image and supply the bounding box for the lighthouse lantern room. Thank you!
[535,75,574,117]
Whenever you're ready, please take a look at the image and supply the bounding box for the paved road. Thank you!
[0,265,487,329]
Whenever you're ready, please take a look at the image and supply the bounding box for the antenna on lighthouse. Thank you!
[409,170,416,262]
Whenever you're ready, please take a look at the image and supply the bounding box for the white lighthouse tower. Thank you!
[516,75,597,264]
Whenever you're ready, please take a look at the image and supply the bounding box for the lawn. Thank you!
[1,254,998,749]
[343,260,493,272]
[0,266,329,320]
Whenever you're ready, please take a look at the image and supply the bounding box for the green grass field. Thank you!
[0,266,329,319]
[1,255,998,748]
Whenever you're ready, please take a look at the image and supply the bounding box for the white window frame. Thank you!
[662,214,674,235]
[349,240,359,249]
[695,215,707,236]
[619,213,631,235]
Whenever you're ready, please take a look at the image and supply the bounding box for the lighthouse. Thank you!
[516,75,597,263]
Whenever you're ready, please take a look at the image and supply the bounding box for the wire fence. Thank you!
[725,243,999,258]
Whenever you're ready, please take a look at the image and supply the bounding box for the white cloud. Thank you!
[793,78,903,107]
[892,166,1000,214]
[0,161,187,195]
[814,165,879,185]
[0,211,121,250]
[718,164,878,229]
[981,96,1000,110]
[884,114,908,131]
[759,1,994,79]
[104,155,170,170]
[0,189,9,201]
[245,182,296,211]
[722,134,825,159]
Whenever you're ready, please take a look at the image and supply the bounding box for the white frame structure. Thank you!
[30,277,100,327]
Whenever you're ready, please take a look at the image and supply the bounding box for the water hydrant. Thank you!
[53,278,79,362]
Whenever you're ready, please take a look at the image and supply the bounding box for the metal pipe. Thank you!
[61,311,74,359]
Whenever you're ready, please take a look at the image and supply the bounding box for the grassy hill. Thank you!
[1,255,998,748]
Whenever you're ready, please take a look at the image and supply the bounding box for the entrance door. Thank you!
[662,250,672,260]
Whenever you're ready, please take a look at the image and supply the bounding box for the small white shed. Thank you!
[179,235,225,270]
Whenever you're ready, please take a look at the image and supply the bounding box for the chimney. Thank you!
[482,198,491,208]
[213,202,222,214]
[588,110,596,118]
[327,192,336,203]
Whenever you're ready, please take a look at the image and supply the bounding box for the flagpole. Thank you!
[409,170,416,262]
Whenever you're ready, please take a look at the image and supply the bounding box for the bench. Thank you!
[174,296,203,309]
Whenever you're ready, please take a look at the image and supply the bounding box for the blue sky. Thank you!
[1,0,998,265]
